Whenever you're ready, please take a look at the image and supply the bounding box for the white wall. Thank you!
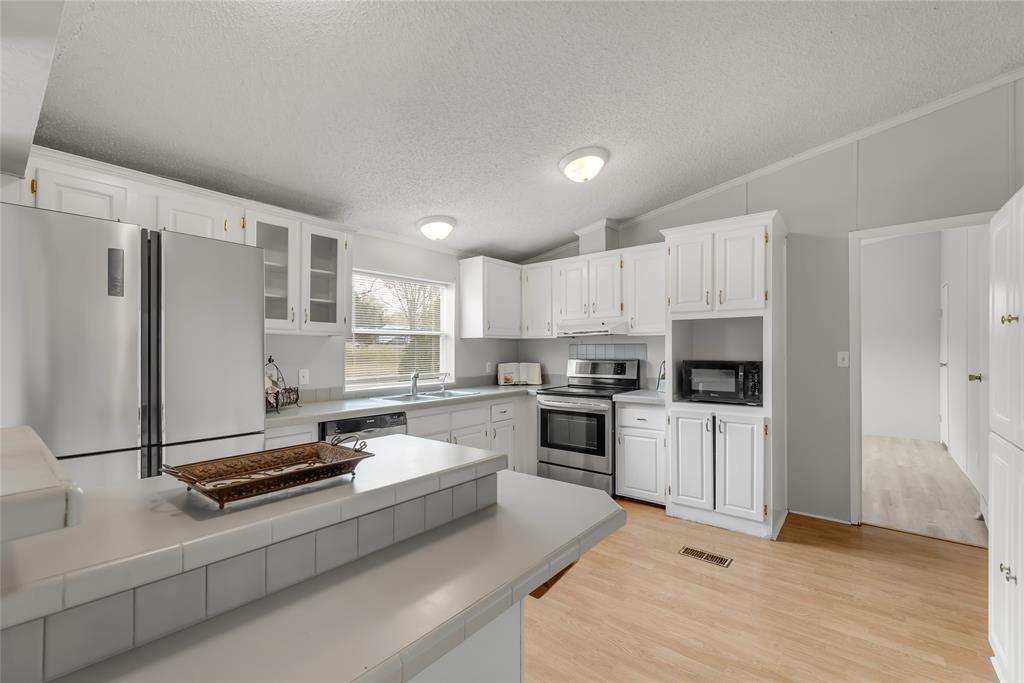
[611,76,1024,521]
[940,227,970,471]
[861,232,940,440]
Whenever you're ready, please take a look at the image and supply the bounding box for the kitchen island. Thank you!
[0,435,624,682]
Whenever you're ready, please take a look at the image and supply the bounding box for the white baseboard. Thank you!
[787,509,853,525]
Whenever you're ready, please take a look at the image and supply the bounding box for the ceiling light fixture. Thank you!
[417,215,455,241]
[559,147,609,183]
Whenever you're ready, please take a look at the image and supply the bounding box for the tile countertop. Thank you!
[0,435,505,628]
[612,390,667,406]
[0,426,83,543]
[265,384,555,429]
[60,472,625,683]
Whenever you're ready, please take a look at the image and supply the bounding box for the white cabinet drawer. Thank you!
[490,402,516,423]
[451,406,489,429]
[616,405,664,430]
[408,412,451,438]
[264,423,318,450]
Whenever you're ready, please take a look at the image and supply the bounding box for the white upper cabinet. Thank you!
[246,209,301,332]
[157,191,244,243]
[588,253,623,319]
[667,231,713,313]
[300,222,351,335]
[34,167,128,221]
[669,408,714,510]
[459,256,522,338]
[623,245,666,335]
[522,263,554,338]
[714,224,766,311]
[557,259,590,322]
[989,188,1023,447]
[714,413,765,522]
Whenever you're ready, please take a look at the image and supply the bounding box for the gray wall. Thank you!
[861,233,940,441]
[940,227,971,472]
[616,78,1023,521]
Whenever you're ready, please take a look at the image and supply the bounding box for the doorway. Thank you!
[849,212,992,547]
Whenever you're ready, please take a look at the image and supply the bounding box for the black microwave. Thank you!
[678,360,762,406]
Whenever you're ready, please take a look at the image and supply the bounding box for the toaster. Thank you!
[497,362,542,385]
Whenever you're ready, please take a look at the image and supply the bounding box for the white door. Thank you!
[624,247,666,335]
[451,424,490,449]
[558,260,589,322]
[989,199,1021,446]
[588,253,622,319]
[939,282,950,448]
[484,260,522,337]
[966,227,989,498]
[522,264,553,338]
[988,434,1017,679]
[714,225,766,311]
[157,191,244,243]
[667,232,713,313]
[247,210,301,331]
[616,427,665,503]
[491,421,516,469]
[300,223,349,334]
[35,167,128,221]
[668,409,714,510]
[714,413,765,522]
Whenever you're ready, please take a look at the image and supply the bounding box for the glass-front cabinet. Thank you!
[247,210,301,331]
[300,222,350,335]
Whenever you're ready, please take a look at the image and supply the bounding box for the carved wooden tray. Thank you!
[162,442,374,509]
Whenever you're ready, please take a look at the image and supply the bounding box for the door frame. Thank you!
[939,281,950,448]
[848,211,993,524]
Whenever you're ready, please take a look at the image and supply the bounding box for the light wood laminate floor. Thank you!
[862,435,988,547]
[525,500,992,683]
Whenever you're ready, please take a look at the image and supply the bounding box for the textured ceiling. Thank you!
[37,1,1024,260]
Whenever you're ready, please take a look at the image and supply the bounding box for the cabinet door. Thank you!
[989,198,1022,446]
[668,409,714,510]
[451,424,490,450]
[484,260,522,337]
[714,414,765,521]
[491,421,516,469]
[522,264,553,338]
[35,167,128,221]
[988,434,1017,678]
[422,431,451,443]
[714,225,766,311]
[557,260,589,322]
[624,248,666,335]
[667,232,713,313]
[300,223,350,334]
[157,191,244,243]
[616,427,665,503]
[247,210,301,331]
[589,253,622,319]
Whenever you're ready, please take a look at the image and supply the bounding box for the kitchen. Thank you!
[2,2,1024,682]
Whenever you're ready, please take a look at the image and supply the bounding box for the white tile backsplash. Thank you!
[358,508,395,557]
[1,618,44,683]
[134,568,206,645]
[44,591,133,680]
[1,575,63,630]
[64,545,182,608]
[206,549,266,616]
[452,481,477,519]
[266,533,316,593]
[315,519,358,573]
[424,489,453,530]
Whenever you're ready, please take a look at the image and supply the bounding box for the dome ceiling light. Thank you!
[558,147,609,183]
[417,215,455,241]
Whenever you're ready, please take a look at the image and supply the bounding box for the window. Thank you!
[345,270,451,390]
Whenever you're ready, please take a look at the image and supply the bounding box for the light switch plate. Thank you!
[298,369,310,385]
[485,362,494,374]
[837,352,850,368]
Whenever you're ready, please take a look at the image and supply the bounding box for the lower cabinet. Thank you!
[668,409,714,510]
[492,420,517,469]
[451,424,490,449]
[989,433,1023,683]
[404,399,530,473]
[615,426,665,504]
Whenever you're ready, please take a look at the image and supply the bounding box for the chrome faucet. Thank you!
[410,369,420,397]
[438,372,449,393]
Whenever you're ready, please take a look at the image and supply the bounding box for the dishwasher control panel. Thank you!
[319,412,408,441]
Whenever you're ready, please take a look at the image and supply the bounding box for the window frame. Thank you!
[344,269,455,393]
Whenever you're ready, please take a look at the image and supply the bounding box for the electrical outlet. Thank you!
[298,369,310,385]
[837,352,849,368]
[485,362,494,374]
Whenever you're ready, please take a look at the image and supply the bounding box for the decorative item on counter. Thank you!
[497,362,542,385]
[265,355,301,413]
[161,440,374,509]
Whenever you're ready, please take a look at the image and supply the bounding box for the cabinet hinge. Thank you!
[764,424,768,437]
[30,178,37,194]
[620,302,624,312]
[667,296,671,305]
[619,257,623,269]
[763,504,768,517]
[668,484,672,496]
[667,245,671,255]
[241,216,246,229]
[764,290,768,302]
[764,231,768,244]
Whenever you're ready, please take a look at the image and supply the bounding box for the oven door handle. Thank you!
[537,398,611,411]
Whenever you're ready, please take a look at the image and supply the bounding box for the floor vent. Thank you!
[678,546,733,568]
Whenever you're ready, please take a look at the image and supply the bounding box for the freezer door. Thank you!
[1,203,141,457]
[160,231,265,444]
[162,433,265,467]
[59,450,142,491]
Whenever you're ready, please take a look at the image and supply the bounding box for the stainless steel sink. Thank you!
[374,394,435,403]
[421,390,480,398]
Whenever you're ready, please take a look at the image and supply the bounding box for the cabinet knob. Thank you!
[304,308,309,323]
[1002,313,1020,324]
[718,290,724,305]
[718,420,725,433]
[290,306,295,322]
[705,291,710,305]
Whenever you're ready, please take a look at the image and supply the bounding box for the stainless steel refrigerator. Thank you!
[1,202,265,487]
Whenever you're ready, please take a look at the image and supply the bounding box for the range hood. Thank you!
[556,319,629,337]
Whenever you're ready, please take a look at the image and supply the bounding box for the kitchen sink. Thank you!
[374,394,434,403]
[420,390,480,398]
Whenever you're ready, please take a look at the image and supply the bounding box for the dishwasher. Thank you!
[319,412,408,443]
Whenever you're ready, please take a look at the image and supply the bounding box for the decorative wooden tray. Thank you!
[162,441,374,509]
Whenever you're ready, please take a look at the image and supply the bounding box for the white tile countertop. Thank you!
[0,435,505,629]
[0,427,83,543]
[265,384,555,429]
[58,472,625,683]
[611,390,667,406]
